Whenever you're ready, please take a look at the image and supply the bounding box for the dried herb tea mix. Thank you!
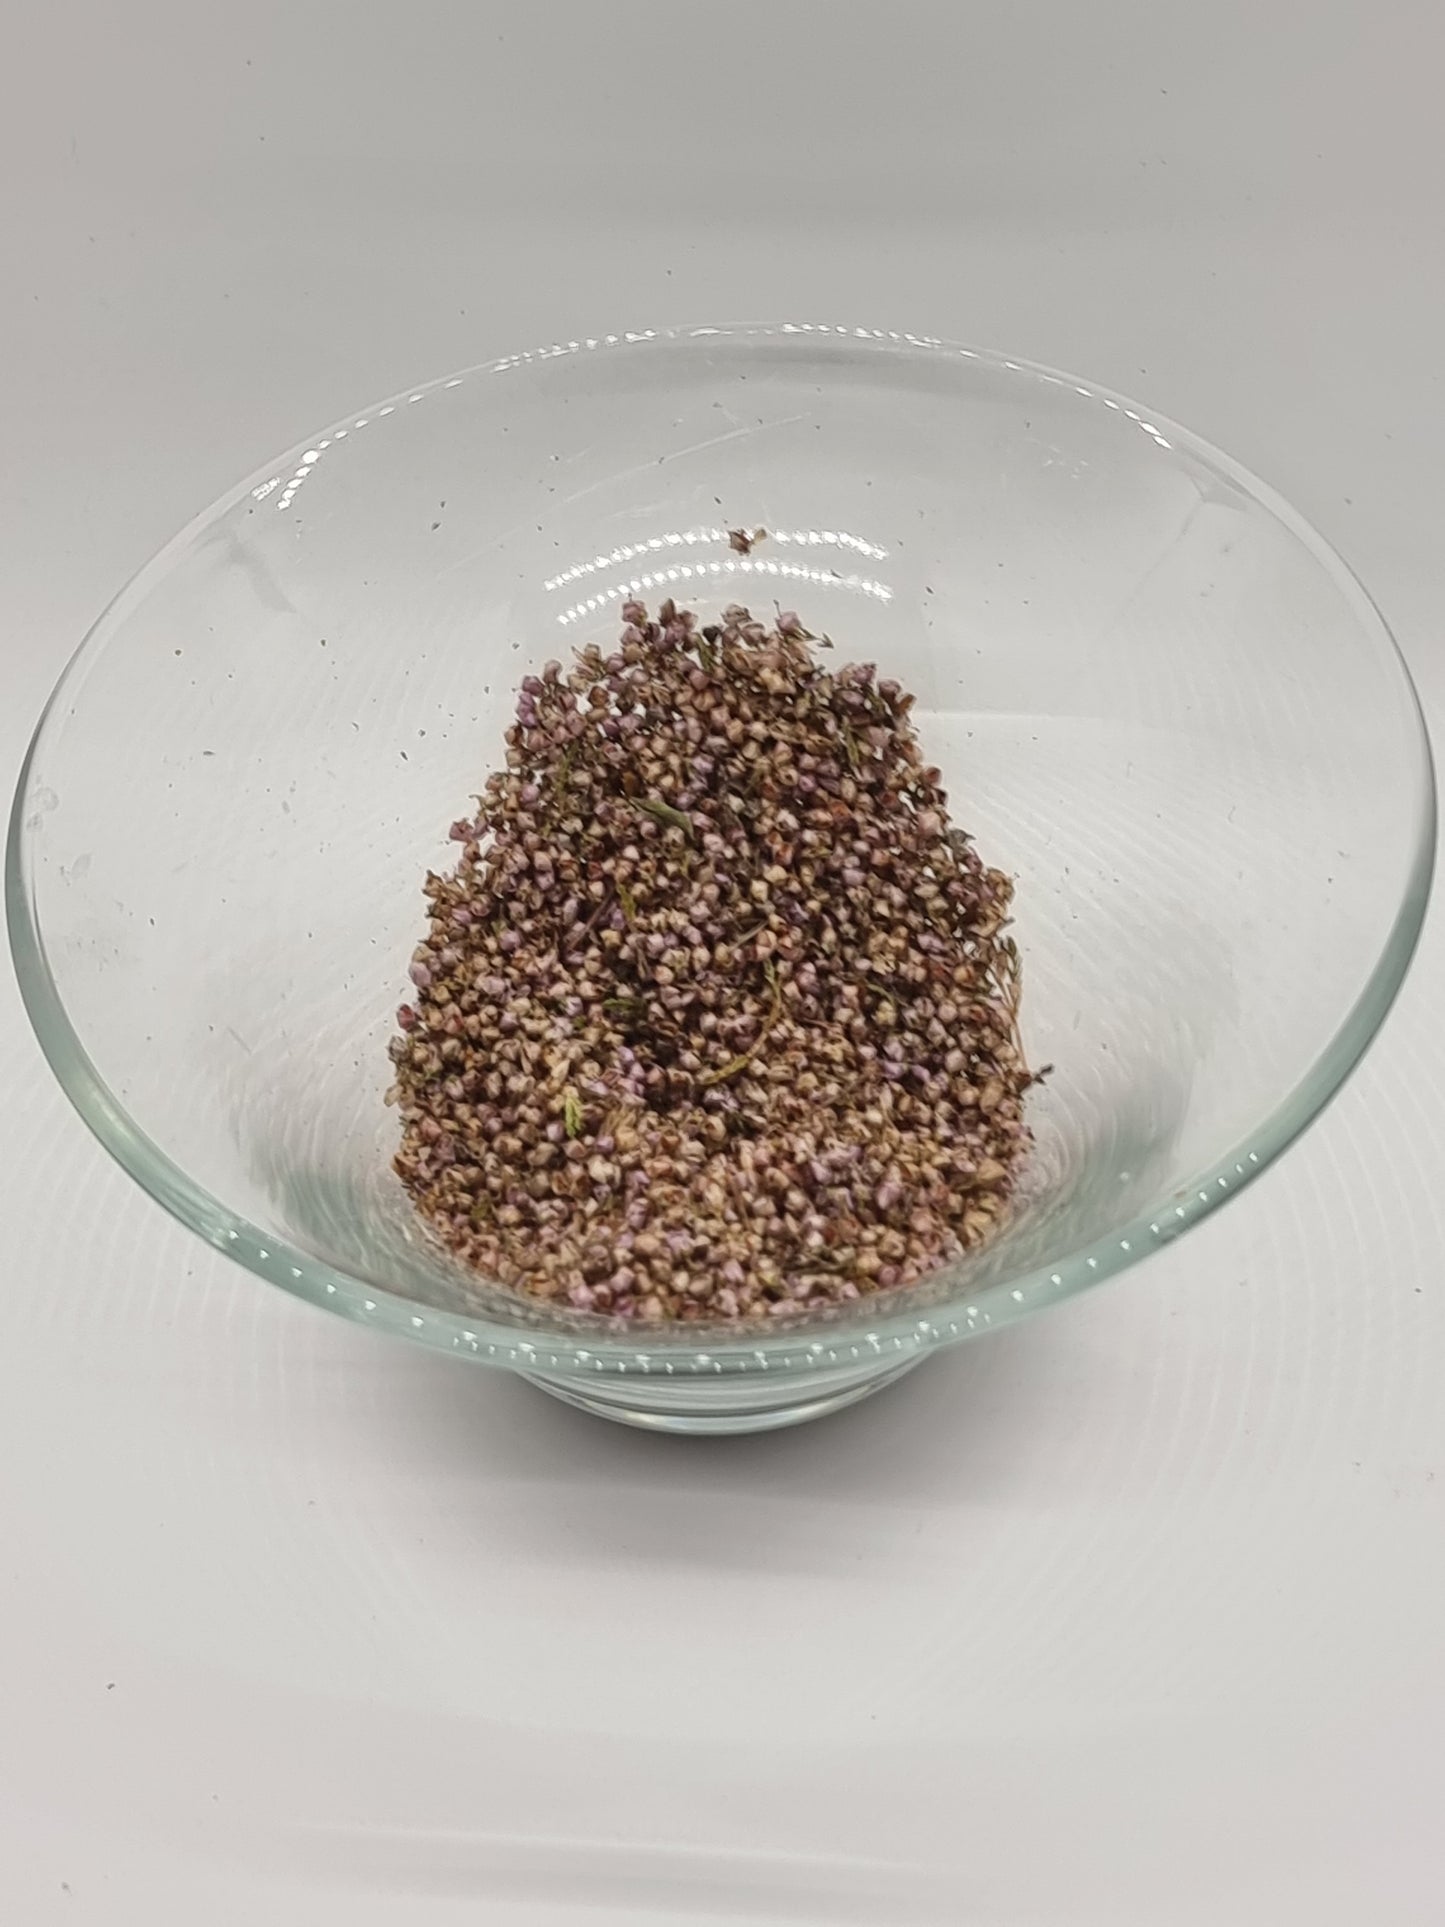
[389,599,1036,1321]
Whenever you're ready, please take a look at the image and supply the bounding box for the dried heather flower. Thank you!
[389,599,1036,1322]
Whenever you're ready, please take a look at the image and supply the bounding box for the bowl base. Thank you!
[520,1354,924,1435]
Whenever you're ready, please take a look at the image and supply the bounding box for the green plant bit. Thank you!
[698,962,782,1088]
[632,797,694,838]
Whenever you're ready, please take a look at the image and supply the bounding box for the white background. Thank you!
[2,4,1443,1920]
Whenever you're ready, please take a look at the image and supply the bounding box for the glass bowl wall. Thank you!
[8,326,1434,1430]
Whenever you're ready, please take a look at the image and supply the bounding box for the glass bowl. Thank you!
[7,324,1435,1433]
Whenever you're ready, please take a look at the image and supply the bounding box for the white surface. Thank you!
[3,4,1443,1921]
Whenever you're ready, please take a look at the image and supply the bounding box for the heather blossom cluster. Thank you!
[389,598,1034,1322]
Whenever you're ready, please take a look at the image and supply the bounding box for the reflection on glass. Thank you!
[546,525,888,595]
[555,555,893,628]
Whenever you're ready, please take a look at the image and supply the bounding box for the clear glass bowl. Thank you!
[7,324,1435,1433]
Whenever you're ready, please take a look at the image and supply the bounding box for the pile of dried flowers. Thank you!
[389,599,1034,1321]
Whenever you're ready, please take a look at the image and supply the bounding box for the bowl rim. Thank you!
[6,322,1437,1379]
